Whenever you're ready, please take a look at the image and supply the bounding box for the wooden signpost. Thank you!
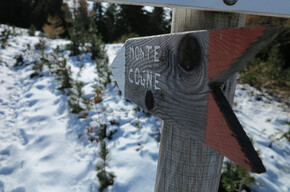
[155,10,246,192]
[92,0,287,191]
[111,25,282,173]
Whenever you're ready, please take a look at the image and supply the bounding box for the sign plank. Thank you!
[110,26,282,173]
[92,0,290,18]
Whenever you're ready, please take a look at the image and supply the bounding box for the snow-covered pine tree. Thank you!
[96,141,115,192]
[67,81,86,113]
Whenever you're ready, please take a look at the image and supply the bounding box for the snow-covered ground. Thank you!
[0,25,289,192]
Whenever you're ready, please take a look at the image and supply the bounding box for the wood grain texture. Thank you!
[154,10,245,192]
[155,122,224,192]
[121,25,282,144]
[171,10,245,33]
[124,31,210,142]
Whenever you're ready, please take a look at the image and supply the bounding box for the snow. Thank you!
[234,84,290,192]
[0,25,289,192]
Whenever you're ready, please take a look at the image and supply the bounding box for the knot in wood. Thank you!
[177,36,202,72]
[145,90,154,111]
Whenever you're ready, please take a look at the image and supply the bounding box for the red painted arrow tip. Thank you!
[205,85,266,173]
[208,26,267,81]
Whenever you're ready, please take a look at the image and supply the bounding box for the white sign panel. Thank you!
[93,0,290,18]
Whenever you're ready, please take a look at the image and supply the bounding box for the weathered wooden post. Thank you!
[98,0,287,191]
[154,10,245,192]
[111,25,281,191]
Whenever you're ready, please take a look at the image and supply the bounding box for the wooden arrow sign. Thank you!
[110,26,283,173]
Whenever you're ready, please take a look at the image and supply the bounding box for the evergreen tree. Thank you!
[0,0,33,28]
[55,58,73,92]
[107,5,121,41]
[149,7,170,35]
[92,2,104,31]
[75,0,90,30]
[31,0,53,30]
[67,81,86,113]
[240,15,290,90]
[0,26,11,49]
[43,15,65,39]
[92,3,117,43]
[67,26,84,56]
[0,0,70,35]
[60,3,73,37]
[96,57,111,88]
[117,5,150,37]
[102,4,118,42]
[30,38,49,78]
[219,161,256,192]
[95,4,170,43]
[96,141,115,192]
[87,21,105,60]
[67,0,106,59]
